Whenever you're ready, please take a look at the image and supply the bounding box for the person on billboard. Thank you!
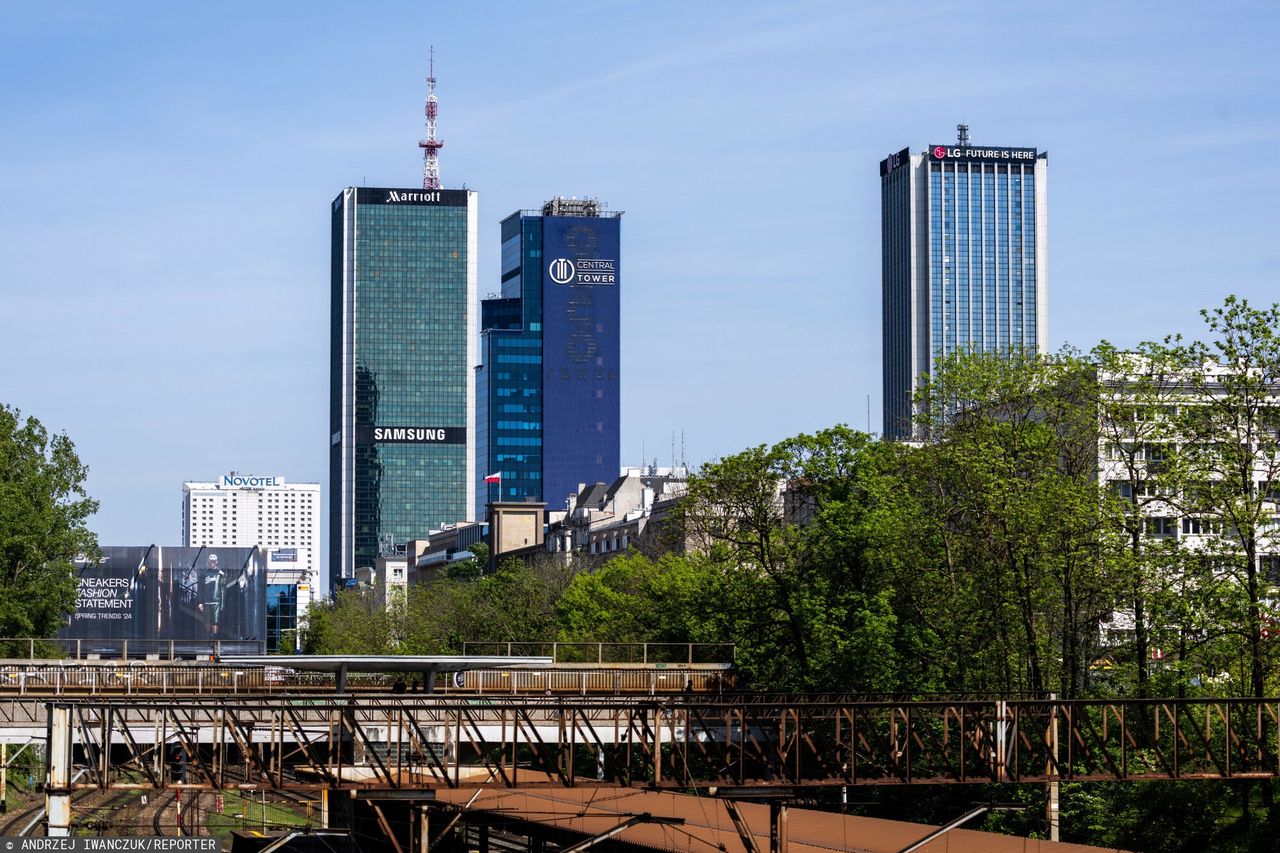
[198,553,226,637]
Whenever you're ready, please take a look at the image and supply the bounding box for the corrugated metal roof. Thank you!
[433,787,1126,853]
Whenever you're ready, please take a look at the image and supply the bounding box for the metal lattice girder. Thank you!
[23,696,1280,791]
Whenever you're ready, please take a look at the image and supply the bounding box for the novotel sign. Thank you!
[929,145,1037,163]
[222,475,283,488]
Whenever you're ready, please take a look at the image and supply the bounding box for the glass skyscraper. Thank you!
[880,138,1048,439]
[330,187,477,588]
[475,198,622,519]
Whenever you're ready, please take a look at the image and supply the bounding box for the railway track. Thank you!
[150,789,180,836]
[0,788,134,837]
[0,796,46,836]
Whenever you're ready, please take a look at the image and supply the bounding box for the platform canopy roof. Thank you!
[222,655,553,673]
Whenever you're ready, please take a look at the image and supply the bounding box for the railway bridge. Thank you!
[3,655,1279,850]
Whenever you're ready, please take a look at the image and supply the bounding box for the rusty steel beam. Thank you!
[30,696,1280,792]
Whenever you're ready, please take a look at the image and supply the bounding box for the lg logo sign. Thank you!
[933,146,947,158]
[548,258,576,285]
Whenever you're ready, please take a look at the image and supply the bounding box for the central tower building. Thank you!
[475,198,622,519]
[880,127,1048,439]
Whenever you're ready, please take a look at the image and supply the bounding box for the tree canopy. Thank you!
[0,405,97,647]
[299,296,1280,849]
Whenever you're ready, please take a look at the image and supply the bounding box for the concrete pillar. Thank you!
[418,806,430,853]
[46,705,71,837]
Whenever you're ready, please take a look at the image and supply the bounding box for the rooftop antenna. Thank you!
[957,123,970,147]
[419,47,444,190]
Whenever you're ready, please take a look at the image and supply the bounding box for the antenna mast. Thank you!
[419,47,444,190]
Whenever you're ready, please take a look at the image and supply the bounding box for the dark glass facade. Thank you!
[475,206,621,518]
[266,583,297,653]
[880,145,1047,439]
[330,187,477,589]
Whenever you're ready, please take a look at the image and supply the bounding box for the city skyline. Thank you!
[2,2,1278,560]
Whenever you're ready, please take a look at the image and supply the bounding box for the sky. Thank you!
[2,1,1279,567]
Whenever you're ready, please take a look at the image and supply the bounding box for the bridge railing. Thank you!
[33,695,1280,792]
[0,639,730,665]
[459,641,735,664]
[0,638,265,660]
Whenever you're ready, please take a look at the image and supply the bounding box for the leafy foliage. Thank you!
[304,297,1280,848]
[0,405,97,650]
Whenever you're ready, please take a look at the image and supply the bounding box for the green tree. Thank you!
[1170,297,1280,698]
[912,349,1119,696]
[0,405,98,650]
[1093,341,1195,695]
[555,551,717,647]
[413,556,568,650]
[300,587,399,654]
[679,426,908,691]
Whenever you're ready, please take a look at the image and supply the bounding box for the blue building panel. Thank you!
[540,216,621,511]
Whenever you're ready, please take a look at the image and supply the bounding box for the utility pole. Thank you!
[1047,695,1060,841]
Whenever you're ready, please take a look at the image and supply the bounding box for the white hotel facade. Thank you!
[182,473,322,650]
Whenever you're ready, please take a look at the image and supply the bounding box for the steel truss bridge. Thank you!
[20,695,1280,793]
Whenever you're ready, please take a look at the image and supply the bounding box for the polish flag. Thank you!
[484,473,502,484]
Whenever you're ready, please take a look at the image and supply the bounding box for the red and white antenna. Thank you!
[419,47,443,190]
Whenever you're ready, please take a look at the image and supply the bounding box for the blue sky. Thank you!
[2,1,1278,557]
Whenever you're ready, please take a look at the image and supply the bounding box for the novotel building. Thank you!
[879,131,1048,439]
[181,474,321,650]
[475,197,622,519]
[330,187,478,587]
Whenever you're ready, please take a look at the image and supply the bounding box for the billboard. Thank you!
[60,546,267,651]
[927,144,1037,163]
[541,215,621,508]
[879,146,911,177]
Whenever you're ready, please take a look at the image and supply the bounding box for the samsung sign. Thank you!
[929,145,1037,163]
[361,426,466,444]
[223,475,283,488]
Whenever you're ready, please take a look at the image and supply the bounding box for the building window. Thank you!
[1146,517,1176,538]
[1181,517,1219,536]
